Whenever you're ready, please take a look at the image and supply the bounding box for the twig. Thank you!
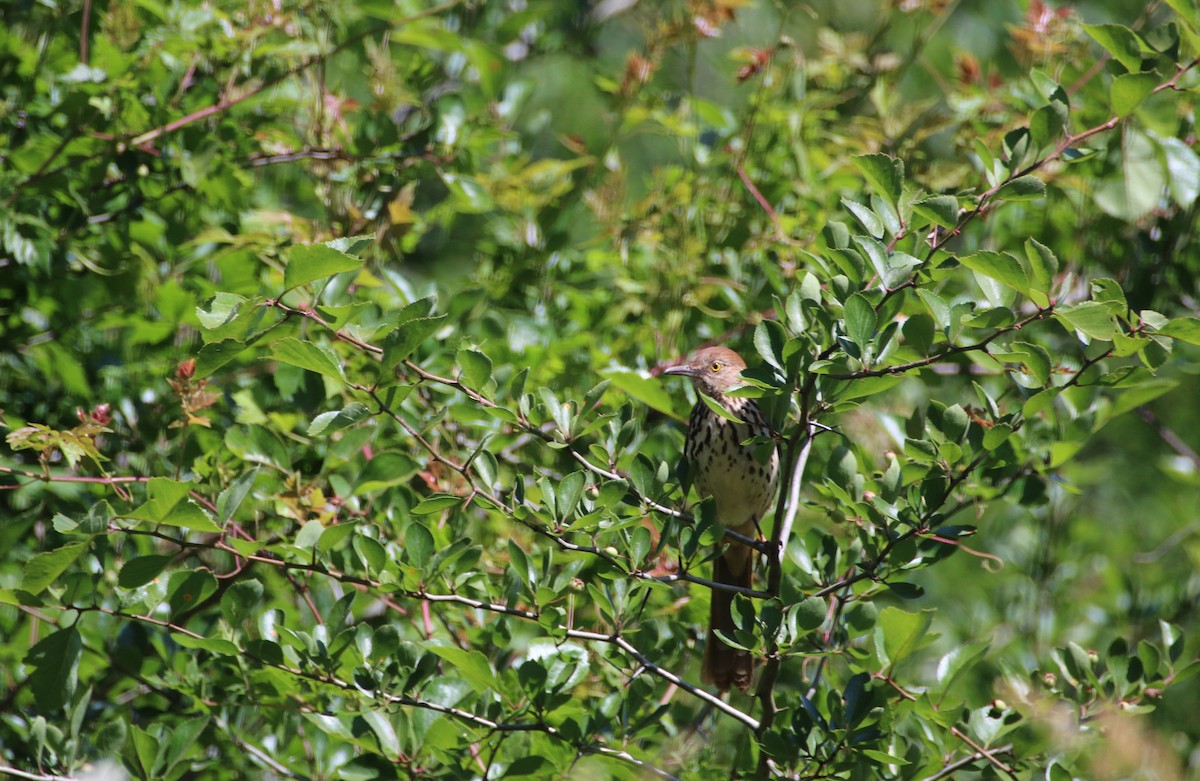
[920,744,1015,781]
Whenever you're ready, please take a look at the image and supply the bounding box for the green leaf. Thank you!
[605,369,680,418]
[457,349,493,389]
[406,523,435,568]
[1094,129,1164,220]
[270,338,344,380]
[862,750,910,766]
[283,243,363,291]
[844,293,877,348]
[842,199,884,238]
[118,555,173,589]
[295,520,325,549]
[853,236,920,290]
[168,570,218,614]
[1160,135,1200,208]
[363,709,400,757]
[426,645,497,693]
[794,596,828,631]
[911,195,959,229]
[994,175,1046,202]
[317,523,356,553]
[1056,302,1117,341]
[700,391,746,423]
[196,293,265,343]
[853,153,903,203]
[25,626,81,711]
[754,319,787,371]
[194,340,250,378]
[556,471,586,519]
[1083,23,1146,72]
[875,606,935,671]
[380,314,447,369]
[411,494,463,514]
[1111,71,1160,116]
[217,467,259,524]
[1030,102,1068,150]
[308,403,372,435]
[221,579,264,625]
[1158,317,1200,345]
[1024,239,1059,307]
[982,423,1014,451]
[127,478,222,533]
[172,634,240,658]
[23,541,89,594]
[958,251,1029,295]
[903,313,934,356]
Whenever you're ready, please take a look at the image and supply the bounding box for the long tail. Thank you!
[701,545,754,692]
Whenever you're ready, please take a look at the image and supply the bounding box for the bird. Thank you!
[664,345,780,692]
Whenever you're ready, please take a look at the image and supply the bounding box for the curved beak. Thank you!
[663,364,697,377]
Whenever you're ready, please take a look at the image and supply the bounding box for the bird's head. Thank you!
[664,346,747,397]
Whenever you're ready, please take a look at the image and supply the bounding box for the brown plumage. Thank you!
[664,346,780,692]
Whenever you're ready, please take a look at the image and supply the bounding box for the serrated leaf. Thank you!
[23,542,90,594]
[959,251,1029,295]
[426,645,496,693]
[118,555,173,589]
[363,709,400,757]
[1083,23,1146,72]
[411,494,463,514]
[1056,302,1117,341]
[308,403,371,435]
[457,349,492,389]
[912,195,959,229]
[1160,135,1200,208]
[171,634,240,656]
[196,293,263,343]
[875,606,935,671]
[842,199,883,238]
[283,244,364,291]
[168,569,217,614]
[862,750,910,766]
[604,369,679,418]
[25,627,81,711]
[994,175,1046,202]
[1024,239,1059,307]
[406,523,435,568]
[556,471,585,519]
[381,315,446,369]
[194,340,249,378]
[844,293,877,348]
[221,579,264,625]
[1158,317,1200,345]
[217,467,259,524]
[795,596,827,631]
[127,478,221,532]
[270,338,344,380]
[1111,71,1160,116]
[853,153,903,203]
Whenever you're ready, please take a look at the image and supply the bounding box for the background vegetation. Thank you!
[2,0,1199,778]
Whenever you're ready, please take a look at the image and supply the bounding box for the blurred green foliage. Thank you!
[2,0,1199,778]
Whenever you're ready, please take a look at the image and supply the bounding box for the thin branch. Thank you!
[920,744,1014,781]
[213,717,303,779]
[128,0,465,149]
[949,727,1018,780]
[580,746,683,781]
[926,57,1200,263]
[607,634,760,730]
[0,767,77,781]
[826,306,1053,380]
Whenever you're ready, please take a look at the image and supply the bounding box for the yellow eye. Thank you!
[710,361,722,372]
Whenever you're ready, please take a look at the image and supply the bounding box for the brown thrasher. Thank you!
[665,346,780,692]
